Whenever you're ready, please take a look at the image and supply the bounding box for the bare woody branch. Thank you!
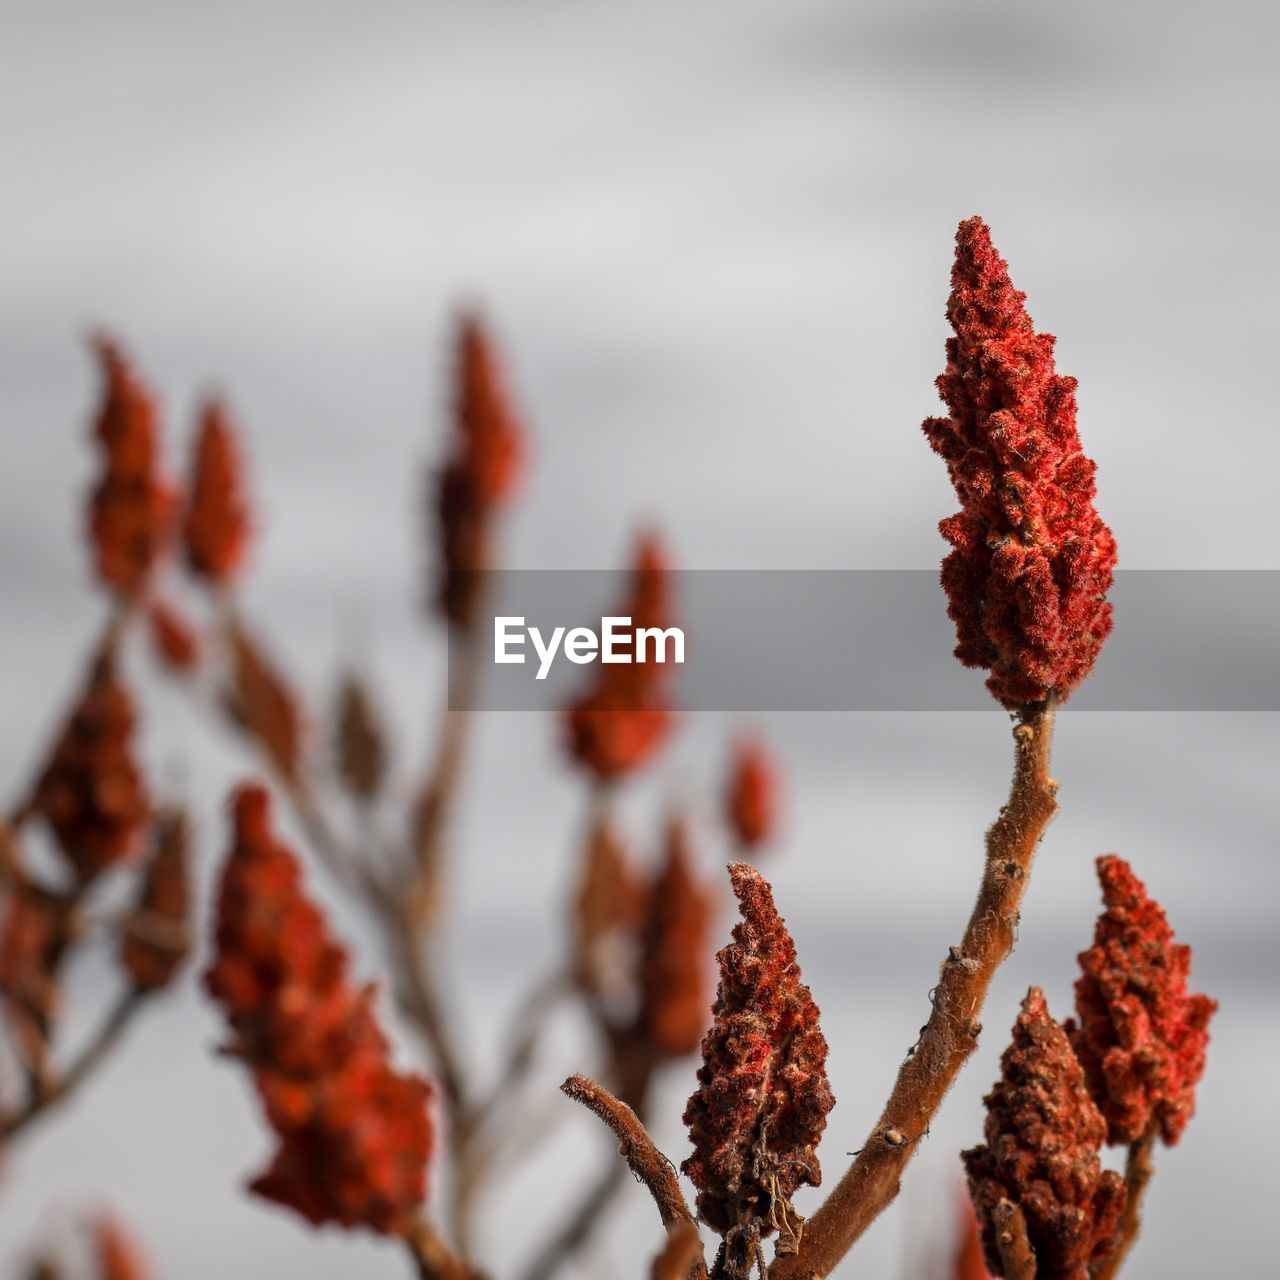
[559,1074,707,1278]
[993,1200,1037,1280]
[771,707,1058,1278]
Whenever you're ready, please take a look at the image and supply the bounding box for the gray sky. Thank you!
[1,2,1276,1276]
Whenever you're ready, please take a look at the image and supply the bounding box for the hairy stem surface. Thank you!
[771,707,1058,1278]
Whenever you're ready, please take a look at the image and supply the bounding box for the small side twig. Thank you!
[993,1200,1037,1280]
[771,706,1059,1278]
[550,1074,707,1280]
[407,1217,479,1280]
[1091,1126,1156,1280]
[0,989,145,1145]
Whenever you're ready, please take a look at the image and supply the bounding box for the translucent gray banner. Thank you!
[449,571,1279,711]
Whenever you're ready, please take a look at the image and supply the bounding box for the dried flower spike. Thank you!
[434,313,525,626]
[565,533,675,780]
[1068,856,1216,1146]
[184,397,252,585]
[683,863,833,1273]
[0,886,72,1077]
[224,620,304,783]
[206,784,433,1235]
[636,818,715,1058]
[122,809,192,993]
[571,813,642,997]
[923,218,1116,710]
[32,661,150,884]
[963,988,1125,1279]
[334,673,388,802]
[725,736,779,851]
[85,335,179,599]
[145,599,201,673]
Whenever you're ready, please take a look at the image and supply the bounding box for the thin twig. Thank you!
[1091,1126,1156,1280]
[407,1217,477,1280]
[548,1074,707,1280]
[770,706,1059,1279]
[0,989,145,1144]
[993,1200,1036,1280]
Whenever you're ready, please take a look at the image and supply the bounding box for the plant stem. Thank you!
[1091,1127,1156,1280]
[770,706,1058,1279]
[993,1200,1037,1280]
[0,989,145,1145]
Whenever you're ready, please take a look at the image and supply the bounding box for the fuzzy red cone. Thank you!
[923,219,1116,710]
[184,398,252,585]
[725,736,779,851]
[1068,856,1216,1146]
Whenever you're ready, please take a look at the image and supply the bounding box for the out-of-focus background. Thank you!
[1,1,1275,1275]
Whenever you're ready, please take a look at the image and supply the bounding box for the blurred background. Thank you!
[1,1,1275,1275]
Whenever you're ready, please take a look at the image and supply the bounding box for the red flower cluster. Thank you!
[206,785,434,1235]
[145,599,202,672]
[32,662,150,884]
[683,863,833,1254]
[1068,856,1216,1146]
[184,398,252,585]
[923,218,1117,710]
[724,737,779,851]
[435,314,525,626]
[85,335,179,598]
[963,989,1125,1280]
[565,534,676,780]
[121,809,192,993]
[636,819,715,1057]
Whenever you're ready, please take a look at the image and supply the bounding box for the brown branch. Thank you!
[0,989,145,1145]
[1091,1127,1156,1280]
[770,706,1059,1279]
[653,1223,704,1280]
[541,1074,707,1280]
[407,1217,479,1280]
[993,1200,1037,1280]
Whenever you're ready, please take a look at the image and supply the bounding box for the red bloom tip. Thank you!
[184,397,252,584]
[565,533,677,779]
[122,808,192,992]
[683,863,833,1257]
[91,1215,152,1280]
[636,818,715,1058]
[86,335,179,598]
[1068,856,1216,1146]
[145,599,202,672]
[923,218,1117,710]
[434,313,526,625]
[725,736,780,851]
[963,988,1125,1279]
[206,784,434,1235]
[33,662,150,883]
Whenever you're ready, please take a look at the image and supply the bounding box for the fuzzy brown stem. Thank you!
[544,1074,707,1280]
[993,1200,1037,1280]
[1091,1128,1156,1280]
[653,1224,704,1280]
[0,989,145,1144]
[770,707,1058,1279]
[407,1217,477,1280]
